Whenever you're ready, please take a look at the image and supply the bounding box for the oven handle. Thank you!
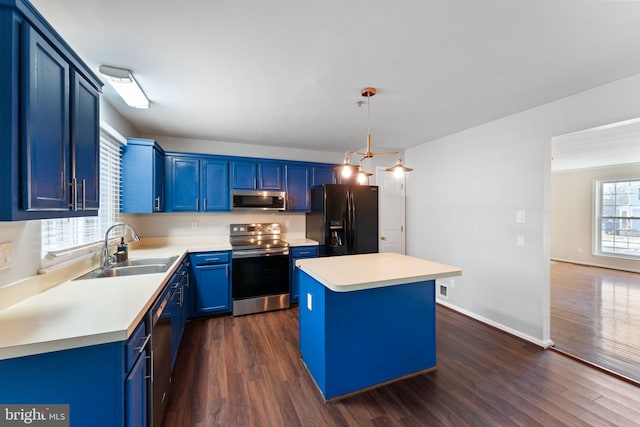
[232,249,290,259]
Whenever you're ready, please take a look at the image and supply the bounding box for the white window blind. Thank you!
[41,128,123,261]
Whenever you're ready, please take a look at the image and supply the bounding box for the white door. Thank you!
[375,167,405,254]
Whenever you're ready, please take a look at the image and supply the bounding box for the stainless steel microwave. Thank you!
[232,190,286,211]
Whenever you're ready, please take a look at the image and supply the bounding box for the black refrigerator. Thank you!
[306,184,379,256]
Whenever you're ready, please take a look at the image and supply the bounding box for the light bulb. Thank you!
[341,166,352,178]
[394,166,404,178]
[357,172,367,184]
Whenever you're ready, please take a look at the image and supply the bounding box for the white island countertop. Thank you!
[296,252,462,292]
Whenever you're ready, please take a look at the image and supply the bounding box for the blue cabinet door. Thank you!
[312,166,336,187]
[122,139,165,213]
[259,162,283,190]
[21,25,70,211]
[192,264,230,315]
[125,349,148,427]
[231,161,257,189]
[166,156,200,211]
[290,246,319,303]
[202,159,230,211]
[285,164,310,212]
[154,148,165,211]
[71,71,100,211]
[232,160,283,190]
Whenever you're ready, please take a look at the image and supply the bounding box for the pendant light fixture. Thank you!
[335,87,413,183]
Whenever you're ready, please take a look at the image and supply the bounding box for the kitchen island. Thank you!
[295,252,462,401]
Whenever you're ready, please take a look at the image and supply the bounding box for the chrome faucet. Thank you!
[103,223,140,268]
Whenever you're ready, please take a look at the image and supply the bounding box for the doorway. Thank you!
[550,119,640,383]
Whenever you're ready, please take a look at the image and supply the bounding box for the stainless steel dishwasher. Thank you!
[150,287,172,427]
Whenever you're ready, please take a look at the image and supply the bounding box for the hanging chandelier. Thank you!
[335,87,413,184]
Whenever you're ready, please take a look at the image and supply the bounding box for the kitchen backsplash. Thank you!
[121,211,306,238]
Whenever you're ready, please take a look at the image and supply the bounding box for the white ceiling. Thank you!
[552,118,640,172]
[30,0,640,153]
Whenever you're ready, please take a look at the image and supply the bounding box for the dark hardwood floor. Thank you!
[551,261,640,383]
[163,304,640,426]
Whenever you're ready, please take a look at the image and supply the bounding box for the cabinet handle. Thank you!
[155,197,161,211]
[299,251,311,255]
[69,178,78,211]
[196,198,199,211]
[149,350,154,381]
[135,333,151,352]
[204,198,207,211]
[145,353,152,380]
[254,178,257,189]
[81,179,86,211]
[205,258,220,262]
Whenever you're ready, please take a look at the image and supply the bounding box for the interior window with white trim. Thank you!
[41,127,123,266]
[595,179,640,260]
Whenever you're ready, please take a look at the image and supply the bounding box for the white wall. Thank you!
[406,72,640,346]
[552,163,640,272]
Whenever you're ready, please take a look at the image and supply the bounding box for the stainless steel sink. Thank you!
[74,256,178,280]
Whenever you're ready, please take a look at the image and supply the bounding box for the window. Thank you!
[41,127,123,264]
[595,179,640,260]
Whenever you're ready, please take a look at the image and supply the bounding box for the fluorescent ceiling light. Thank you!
[98,65,150,109]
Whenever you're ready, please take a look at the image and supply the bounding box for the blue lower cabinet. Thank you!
[298,271,436,400]
[125,350,148,427]
[0,318,150,427]
[289,246,319,303]
[189,252,232,316]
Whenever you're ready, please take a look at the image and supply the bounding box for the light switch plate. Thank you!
[517,235,526,247]
[0,241,14,270]
[516,210,526,224]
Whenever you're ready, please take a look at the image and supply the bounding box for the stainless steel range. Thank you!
[230,223,290,316]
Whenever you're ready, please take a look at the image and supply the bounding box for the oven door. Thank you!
[232,253,290,300]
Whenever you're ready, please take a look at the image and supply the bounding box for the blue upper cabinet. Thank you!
[21,25,70,212]
[285,164,310,212]
[231,160,283,190]
[202,159,230,211]
[312,165,336,187]
[166,155,200,211]
[0,0,103,220]
[71,70,100,211]
[165,154,230,212]
[121,138,165,213]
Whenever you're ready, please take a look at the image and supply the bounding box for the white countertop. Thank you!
[296,253,462,292]
[0,237,318,361]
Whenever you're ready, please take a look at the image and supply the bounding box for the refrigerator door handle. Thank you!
[351,190,356,253]
[349,190,355,253]
[345,189,351,253]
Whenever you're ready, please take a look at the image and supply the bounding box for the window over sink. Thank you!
[40,125,124,266]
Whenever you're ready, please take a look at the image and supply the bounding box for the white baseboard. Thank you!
[551,258,640,274]
[436,300,554,349]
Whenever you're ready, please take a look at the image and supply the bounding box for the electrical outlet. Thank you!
[449,279,455,289]
[516,210,526,224]
[517,234,526,247]
[191,221,198,229]
[0,241,14,270]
